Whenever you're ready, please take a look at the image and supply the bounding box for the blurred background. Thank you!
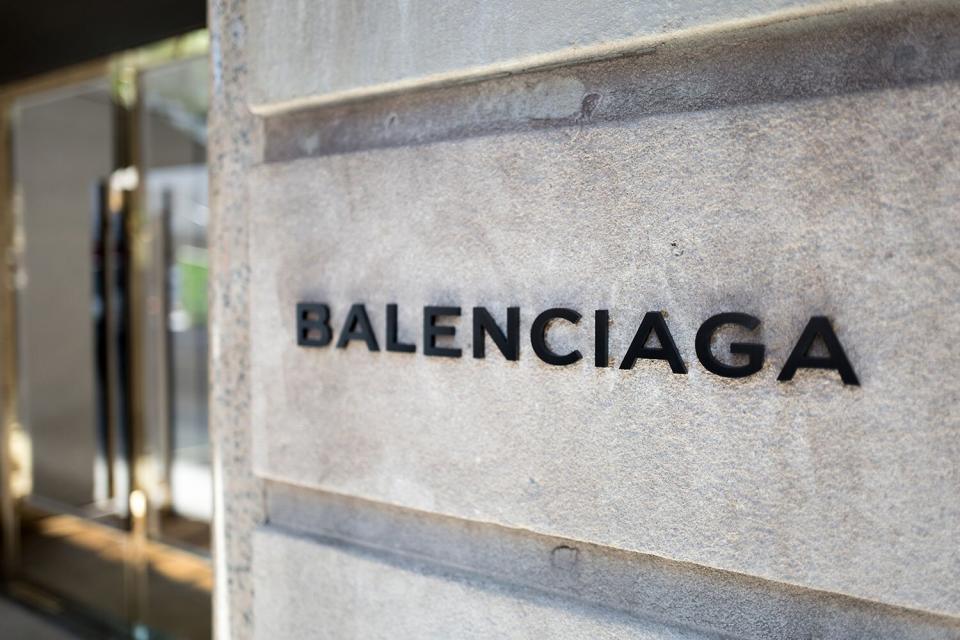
[0,2,212,638]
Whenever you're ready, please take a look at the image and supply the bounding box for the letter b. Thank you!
[296,303,332,347]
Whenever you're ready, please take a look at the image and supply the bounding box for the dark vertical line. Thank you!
[161,189,176,469]
[595,310,609,368]
[94,179,115,501]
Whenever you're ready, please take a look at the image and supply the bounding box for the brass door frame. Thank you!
[0,32,211,632]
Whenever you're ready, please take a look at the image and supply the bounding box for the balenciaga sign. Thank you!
[296,303,859,385]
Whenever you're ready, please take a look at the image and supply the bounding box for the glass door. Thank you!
[138,57,211,554]
[10,81,131,630]
[3,51,211,640]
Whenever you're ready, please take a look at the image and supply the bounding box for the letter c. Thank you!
[531,308,582,366]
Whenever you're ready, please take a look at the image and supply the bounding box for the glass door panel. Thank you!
[10,79,130,628]
[139,56,211,552]
[13,82,117,513]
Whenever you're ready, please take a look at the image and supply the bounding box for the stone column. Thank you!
[208,0,264,637]
[208,1,960,637]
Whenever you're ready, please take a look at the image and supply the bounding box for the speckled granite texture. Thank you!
[209,0,960,637]
[208,0,264,638]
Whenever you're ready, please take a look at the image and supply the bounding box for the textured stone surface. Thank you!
[212,0,960,636]
[254,526,714,639]
[265,480,960,639]
[262,1,960,163]
[246,0,894,112]
[249,75,960,616]
[208,0,265,638]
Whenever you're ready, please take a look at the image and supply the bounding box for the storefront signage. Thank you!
[295,303,859,385]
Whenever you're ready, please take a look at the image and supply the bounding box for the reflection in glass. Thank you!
[12,81,116,512]
[10,79,131,629]
[7,57,213,639]
[140,56,211,551]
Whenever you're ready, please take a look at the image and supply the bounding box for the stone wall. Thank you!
[208,1,960,637]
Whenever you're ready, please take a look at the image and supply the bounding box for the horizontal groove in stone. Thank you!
[265,480,960,640]
[247,0,865,115]
[256,526,719,640]
[261,0,960,163]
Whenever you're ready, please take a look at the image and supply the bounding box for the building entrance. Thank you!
[0,44,212,639]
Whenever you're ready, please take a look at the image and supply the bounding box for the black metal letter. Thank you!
[778,316,859,385]
[695,312,764,378]
[530,308,582,366]
[619,312,686,373]
[335,303,380,351]
[423,306,462,358]
[386,303,415,353]
[472,307,519,360]
[595,309,609,368]
[296,303,332,347]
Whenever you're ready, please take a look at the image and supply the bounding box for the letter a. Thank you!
[778,316,859,385]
